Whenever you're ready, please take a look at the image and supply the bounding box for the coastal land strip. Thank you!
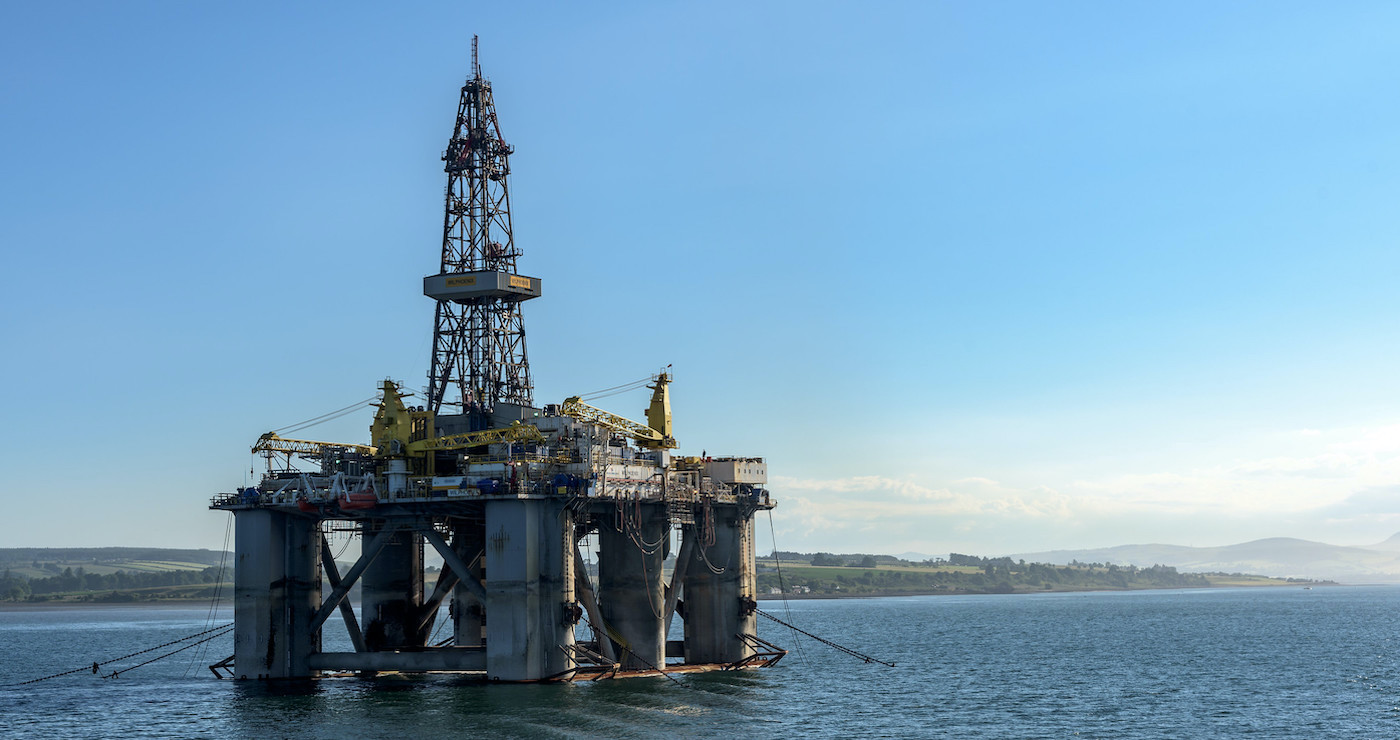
[751,552,1329,600]
[0,549,1328,608]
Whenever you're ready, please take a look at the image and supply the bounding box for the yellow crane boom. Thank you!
[254,425,544,460]
[561,380,676,449]
[561,397,661,443]
[406,423,545,453]
[251,433,378,457]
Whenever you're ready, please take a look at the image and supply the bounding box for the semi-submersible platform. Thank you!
[209,44,784,682]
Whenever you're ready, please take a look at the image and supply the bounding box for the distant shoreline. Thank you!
[756,580,1335,601]
[0,580,1335,611]
[0,599,224,611]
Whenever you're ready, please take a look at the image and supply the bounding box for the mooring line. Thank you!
[766,510,808,666]
[10,622,234,686]
[579,614,690,690]
[754,608,896,667]
[104,627,234,679]
[187,512,234,677]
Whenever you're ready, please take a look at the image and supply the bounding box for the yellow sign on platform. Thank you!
[446,275,477,287]
[508,275,532,289]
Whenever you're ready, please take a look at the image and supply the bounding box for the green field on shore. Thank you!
[5,560,213,580]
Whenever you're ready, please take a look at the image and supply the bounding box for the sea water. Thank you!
[1,586,1398,738]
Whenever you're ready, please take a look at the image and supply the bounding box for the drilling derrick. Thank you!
[426,36,539,425]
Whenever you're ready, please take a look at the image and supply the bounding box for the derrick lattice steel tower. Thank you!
[427,37,536,419]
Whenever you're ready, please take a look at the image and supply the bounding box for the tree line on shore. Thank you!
[0,566,226,601]
[0,547,229,568]
[759,551,1212,595]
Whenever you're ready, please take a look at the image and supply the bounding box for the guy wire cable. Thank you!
[272,395,379,435]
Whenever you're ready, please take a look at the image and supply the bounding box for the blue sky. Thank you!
[4,2,1400,556]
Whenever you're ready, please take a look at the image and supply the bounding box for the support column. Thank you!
[483,498,576,681]
[451,520,485,647]
[597,503,667,670]
[232,509,322,680]
[682,509,756,664]
[360,522,425,651]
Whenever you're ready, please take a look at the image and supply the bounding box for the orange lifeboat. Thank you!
[338,484,379,510]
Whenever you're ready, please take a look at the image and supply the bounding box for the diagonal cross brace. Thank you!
[417,551,480,634]
[418,566,460,633]
[663,530,695,636]
[310,523,402,632]
[419,527,488,603]
[320,538,367,652]
[574,543,616,662]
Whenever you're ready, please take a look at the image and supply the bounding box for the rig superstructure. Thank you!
[210,42,782,682]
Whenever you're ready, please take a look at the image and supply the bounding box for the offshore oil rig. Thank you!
[210,43,784,682]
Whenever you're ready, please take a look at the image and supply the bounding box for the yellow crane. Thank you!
[254,371,674,472]
[561,372,676,449]
[256,381,548,471]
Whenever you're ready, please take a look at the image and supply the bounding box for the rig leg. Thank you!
[683,511,757,665]
[232,510,322,679]
[597,503,667,670]
[483,498,576,681]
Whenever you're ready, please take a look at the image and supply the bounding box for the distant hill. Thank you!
[1358,532,1400,553]
[1009,535,1400,583]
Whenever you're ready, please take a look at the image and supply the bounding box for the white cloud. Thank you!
[1229,453,1357,477]
[766,422,1400,554]
[951,476,1000,487]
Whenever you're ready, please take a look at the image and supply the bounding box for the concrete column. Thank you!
[360,522,425,650]
[682,509,756,665]
[232,509,322,679]
[483,498,576,680]
[597,503,667,670]
[451,520,485,646]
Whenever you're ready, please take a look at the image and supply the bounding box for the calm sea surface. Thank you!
[2,586,1398,738]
